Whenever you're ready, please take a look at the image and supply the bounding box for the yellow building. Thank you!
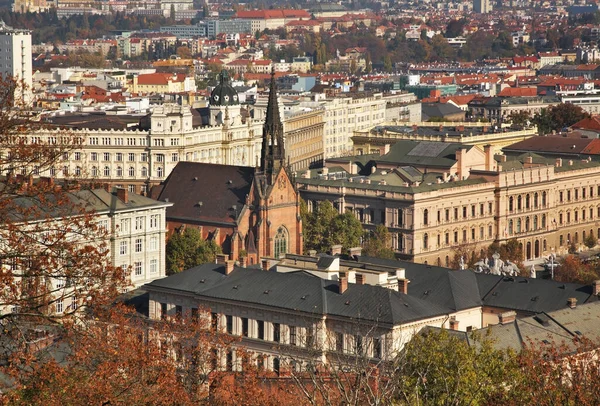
[298,140,600,264]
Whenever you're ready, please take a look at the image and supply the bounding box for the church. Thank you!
[152,71,303,263]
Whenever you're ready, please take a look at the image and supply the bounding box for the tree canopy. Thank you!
[166,227,222,275]
[362,224,396,259]
[533,103,590,135]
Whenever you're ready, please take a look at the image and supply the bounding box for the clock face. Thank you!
[224,95,229,102]
[213,95,219,102]
[233,95,238,101]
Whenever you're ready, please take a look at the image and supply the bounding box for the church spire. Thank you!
[260,68,286,182]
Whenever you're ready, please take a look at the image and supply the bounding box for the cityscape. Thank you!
[2,0,600,403]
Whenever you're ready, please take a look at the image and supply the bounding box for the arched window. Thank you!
[526,194,530,209]
[534,192,539,208]
[508,220,513,235]
[517,195,522,210]
[274,226,289,258]
[157,167,164,177]
[525,217,530,232]
[541,214,546,229]
[542,192,547,206]
[543,239,547,251]
[445,256,449,267]
[533,215,538,230]
[91,166,98,177]
[116,166,123,177]
[516,218,521,233]
[103,166,110,177]
[129,167,135,177]
[423,209,428,225]
[509,196,514,212]
[423,233,429,250]
[141,167,148,177]
[75,166,81,176]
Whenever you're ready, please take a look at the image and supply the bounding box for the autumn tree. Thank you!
[301,200,364,254]
[0,75,127,396]
[3,304,238,405]
[533,103,590,135]
[507,110,531,129]
[554,255,599,284]
[166,227,222,275]
[362,224,395,259]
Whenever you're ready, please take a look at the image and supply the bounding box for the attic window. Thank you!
[301,295,308,300]
[200,279,205,283]
[575,330,583,336]
[193,177,198,181]
[531,296,539,302]
[227,180,233,184]
[263,290,270,295]
[345,301,351,305]
[233,285,239,290]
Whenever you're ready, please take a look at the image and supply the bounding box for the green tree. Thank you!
[301,200,364,254]
[585,230,597,249]
[383,55,392,73]
[533,103,590,134]
[445,18,466,38]
[165,227,222,275]
[487,238,524,269]
[507,110,531,129]
[362,224,395,259]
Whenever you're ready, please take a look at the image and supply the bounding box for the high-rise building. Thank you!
[473,0,492,13]
[0,21,32,105]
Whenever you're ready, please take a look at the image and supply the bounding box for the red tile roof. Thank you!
[572,116,600,132]
[137,73,186,85]
[498,87,538,97]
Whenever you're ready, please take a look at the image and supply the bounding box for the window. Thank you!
[374,337,382,359]
[92,166,98,177]
[242,317,249,337]
[150,259,158,273]
[149,236,158,251]
[116,166,123,177]
[141,167,148,177]
[559,213,563,224]
[103,152,110,161]
[354,335,363,355]
[454,208,458,219]
[445,232,449,244]
[257,320,265,340]
[489,202,493,213]
[91,152,98,161]
[129,167,135,177]
[336,332,344,352]
[150,214,160,229]
[56,299,63,314]
[560,191,564,203]
[157,167,164,177]
[161,303,167,319]
[463,206,467,218]
[517,195,522,210]
[141,153,148,162]
[471,205,476,217]
[480,203,484,216]
[135,216,144,231]
[128,153,135,162]
[471,228,475,240]
[273,323,280,343]
[423,233,428,250]
[135,238,143,253]
[226,315,233,334]
[509,220,513,235]
[74,152,81,161]
[171,153,179,162]
[116,153,123,162]
[423,209,428,225]
[119,241,128,255]
[290,326,297,346]
[211,313,218,330]
[454,231,458,243]
[509,196,513,212]
[128,185,136,193]
[445,209,449,221]
[156,154,164,163]
[462,229,467,242]
[274,226,288,258]
[526,194,530,209]
[103,166,110,177]
[134,261,142,276]
[120,219,130,233]
[437,210,441,223]
[489,225,493,237]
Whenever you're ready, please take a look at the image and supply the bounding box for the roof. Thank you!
[375,140,472,169]
[571,116,600,132]
[146,262,449,325]
[154,162,255,225]
[498,87,538,97]
[421,103,465,120]
[137,73,186,86]
[502,136,595,155]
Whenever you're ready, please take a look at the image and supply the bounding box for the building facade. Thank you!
[0,21,32,104]
[297,140,600,264]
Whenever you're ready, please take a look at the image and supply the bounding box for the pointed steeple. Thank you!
[260,69,286,183]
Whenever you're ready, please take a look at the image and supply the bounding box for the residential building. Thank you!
[142,252,598,372]
[132,72,197,94]
[234,9,311,32]
[468,96,560,124]
[473,0,492,13]
[297,139,600,264]
[0,21,32,105]
[151,73,303,262]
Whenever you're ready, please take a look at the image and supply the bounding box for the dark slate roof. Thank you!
[349,256,482,312]
[479,275,597,313]
[421,102,465,120]
[146,263,449,325]
[502,136,594,155]
[156,162,255,225]
[374,140,472,168]
[44,112,146,131]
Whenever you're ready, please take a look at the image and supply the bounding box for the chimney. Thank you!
[383,143,391,155]
[498,311,516,325]
[484,144,494,171]
[308,250,317,257]
[500,155,507,162]
[525,155,533,164]
[412,124,418,131]
[397,269,409,294]
[568,160,573,166]
[331,244,343,255]
[262,259,269,271]
[355,273,364,285]
[556,158,562,167]
[593,280,600,296]
[225,260,235,275]
[216,254,228,265]
[239,256,247,268]
[338,277,348,294]
[116,188,129,203]
[449,316,459,331]
[568,297,577,309]
[348,247,362,257]
[456,148,467,180]
[351,163,358,175]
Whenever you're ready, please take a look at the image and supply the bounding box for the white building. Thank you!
[0,21,32,105]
